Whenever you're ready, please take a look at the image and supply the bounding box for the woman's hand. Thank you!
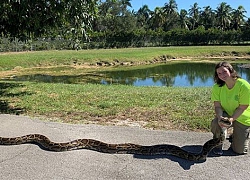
[218,117,233,128]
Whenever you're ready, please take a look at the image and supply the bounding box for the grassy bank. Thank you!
[0,46,250,70]
[0,81,213,132]
[1,46,250,132]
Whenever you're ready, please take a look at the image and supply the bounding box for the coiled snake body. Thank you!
[0,119,231,162]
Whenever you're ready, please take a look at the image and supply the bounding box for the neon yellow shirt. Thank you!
[211,78,250,126]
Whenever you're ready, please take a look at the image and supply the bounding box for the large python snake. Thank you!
[0,118,232,162]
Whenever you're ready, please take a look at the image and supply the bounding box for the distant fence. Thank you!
[0,37,83,52]
[1,29,250,52]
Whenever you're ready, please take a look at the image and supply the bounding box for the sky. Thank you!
[129,0,250,18]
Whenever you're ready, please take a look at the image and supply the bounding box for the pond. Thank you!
[6,62,250,87]
[100,62,250,87]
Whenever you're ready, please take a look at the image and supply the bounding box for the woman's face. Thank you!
[216,66,231,82]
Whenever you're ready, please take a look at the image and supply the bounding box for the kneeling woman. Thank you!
[211,61,250,155]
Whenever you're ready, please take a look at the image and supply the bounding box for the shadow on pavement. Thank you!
[134,144,239,170]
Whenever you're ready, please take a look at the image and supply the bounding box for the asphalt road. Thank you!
[0,114,250,180]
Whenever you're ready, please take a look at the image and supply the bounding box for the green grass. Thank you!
[1,46,250,70]
[1,46,250,132]
[0,81,214,132]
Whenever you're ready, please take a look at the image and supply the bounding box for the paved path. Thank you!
[0,114,249,180]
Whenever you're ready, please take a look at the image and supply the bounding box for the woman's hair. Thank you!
[214,61,241,87]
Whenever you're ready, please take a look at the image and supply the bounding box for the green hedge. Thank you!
[1,28,249,52]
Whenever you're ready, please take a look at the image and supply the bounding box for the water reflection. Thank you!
[5,62,250,87]
[101,63,216,87]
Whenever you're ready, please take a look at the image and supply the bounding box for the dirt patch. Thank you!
[0,70,19,79]
[30,107,177,131]
[0,51,31,55]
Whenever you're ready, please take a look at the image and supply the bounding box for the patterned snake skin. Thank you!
[0,119,232,162]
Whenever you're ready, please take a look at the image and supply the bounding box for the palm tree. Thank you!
[136,5,152,28]
[215,2,232,30]
[231,5,246,30]
[163,0,178,15]
[137,5,151,19]
[189,2,200,30]
[150,7,165,30]
[199,6,216,29]
[121,0,132,8]
[179,9,189,30]
[120,0,132,15]
[162,0,179,30]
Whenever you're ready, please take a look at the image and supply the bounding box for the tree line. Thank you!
[1,0,250,51]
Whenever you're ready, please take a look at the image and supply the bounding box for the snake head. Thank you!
[219,117,232,127]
